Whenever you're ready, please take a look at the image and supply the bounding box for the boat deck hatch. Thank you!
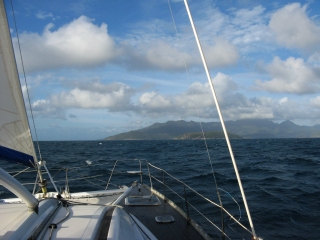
[125,195,161,206]
[155,215,175,223]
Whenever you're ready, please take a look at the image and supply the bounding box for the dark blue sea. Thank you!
[1,139,319,239]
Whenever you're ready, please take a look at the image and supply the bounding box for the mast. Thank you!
[183,0,258,239]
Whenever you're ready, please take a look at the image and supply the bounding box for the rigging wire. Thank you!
[149,163,253,234]
[167,0,225,236]
[71,168,107,188]
[12,167,30,177]
[182,0,258,238]
[217,188,242,226]
[9,0,43,163]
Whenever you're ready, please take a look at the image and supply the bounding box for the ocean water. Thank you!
[1,139,319,239]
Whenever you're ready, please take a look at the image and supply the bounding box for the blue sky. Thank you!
[4,0,320,140]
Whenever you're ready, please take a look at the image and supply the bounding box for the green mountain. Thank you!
[105,119,320,140]
[175,131,241,140]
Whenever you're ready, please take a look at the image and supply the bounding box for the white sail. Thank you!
[0,1,37,167]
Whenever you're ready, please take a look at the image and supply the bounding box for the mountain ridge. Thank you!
[105,119,320,140]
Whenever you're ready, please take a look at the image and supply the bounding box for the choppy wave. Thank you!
[0,139,319,239]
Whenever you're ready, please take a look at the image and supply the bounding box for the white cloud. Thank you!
[232,5,266,27]
[310,96,320,108]
[14,16,117,72]
[203,38,239,68]
[255,57,320,94]
[308,52,320,66]
[21,84,35,106]
[231,5,271,45]
[116,8,241,71]
[134,73,276,120]
[195,4,271,53]
[279,97,288,104]
[32,99,66,119]
[141,41,193,71]
[14,4,274,74]
[36,11,54,20]
[30,73,240,119]
[21,85,28,97]
[31,81,135,118]
[28,72,320,124]
[212,72,238,94]
[139,92,170,108]
[52,82,133,110]
[14,3,320,76]
[269,3,320,51]
[119,35,238,72]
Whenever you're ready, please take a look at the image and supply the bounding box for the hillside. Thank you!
[105,119,320,140]
[174,131,241,140]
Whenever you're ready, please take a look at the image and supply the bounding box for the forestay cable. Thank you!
[167,0,226,235]
[183,0,257,238]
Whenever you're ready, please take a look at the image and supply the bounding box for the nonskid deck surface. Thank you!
[117,184,209,240]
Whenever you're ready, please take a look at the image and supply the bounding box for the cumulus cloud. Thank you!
[15,15,227,73]
[14,16,117,73]
[139,92,170,109]
[119,36,238,71]
[203,38,239,68]
[32,99,66,119]
[134,72,311,121]
[14,5,254,74]
[120,40,193,71]
[308,52,320,66]
[209,73,273,119]
[269,3,320,51]
[255,57,320,94]
[12,1,320,134]
[28,72,320,124]
[191,3,320,58]
[15,3,320,76]
[145,41,193,70]
[31,81,135,118]
[59,83,132,110]
[134,72,277,120]
[30,73,242,119]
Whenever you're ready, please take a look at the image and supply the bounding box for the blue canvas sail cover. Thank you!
[0,1,37,168]
[0,146,35,167]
